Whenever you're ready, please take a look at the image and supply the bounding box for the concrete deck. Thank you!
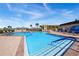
[64,42,79,56]
[0,36,24,56]
[48,30,79,56]
[48,30,79,40]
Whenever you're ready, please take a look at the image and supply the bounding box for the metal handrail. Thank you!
[48,37,76,45]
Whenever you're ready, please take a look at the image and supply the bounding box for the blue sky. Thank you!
[0,3,79,28]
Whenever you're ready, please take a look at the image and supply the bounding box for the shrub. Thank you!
[0,30,3,33]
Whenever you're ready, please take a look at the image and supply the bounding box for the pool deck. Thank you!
[0,31,79,56]
[48,30,79,56]
[64,42,79,56]
[0,36,24,56]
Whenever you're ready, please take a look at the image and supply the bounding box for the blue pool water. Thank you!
[12,32,74,56]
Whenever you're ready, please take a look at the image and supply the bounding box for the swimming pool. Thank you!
[12,32,74,56]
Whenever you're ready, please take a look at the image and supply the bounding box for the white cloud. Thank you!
[12,8,44,20]
[6,3,12,11]
[43,3,51,12]
[6,4,44,21]
[14,8,42,16]
[17,14,22,17]
[62,10,73,15]
[5,4,78,28]
[65,10,73,14]
[0,17,26,28]
[43,3,56,14]
[61,9,77,19]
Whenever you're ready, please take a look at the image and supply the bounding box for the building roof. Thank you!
[60,20,79,26]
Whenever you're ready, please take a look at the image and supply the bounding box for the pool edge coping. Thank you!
[24,36,29,56]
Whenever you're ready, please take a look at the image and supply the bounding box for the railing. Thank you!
[48,37,76,45]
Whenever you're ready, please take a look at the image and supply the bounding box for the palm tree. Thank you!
[30,24,32,28]
[7,26,12,32]
[35,23,39,28]
[7,26,14,32]
[3,27,8,32]
[75,19,78,21]
[40,25,44,30]
[0,29,3,33]
[7,26,12,29]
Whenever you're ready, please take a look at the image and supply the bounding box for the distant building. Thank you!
[41,20,79,32]
[42,25,59,31]
[14,27,42,32]
[14,19,79,33]
[60,20,79,27]
[15,27,28,32]
[60,20,79,32]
